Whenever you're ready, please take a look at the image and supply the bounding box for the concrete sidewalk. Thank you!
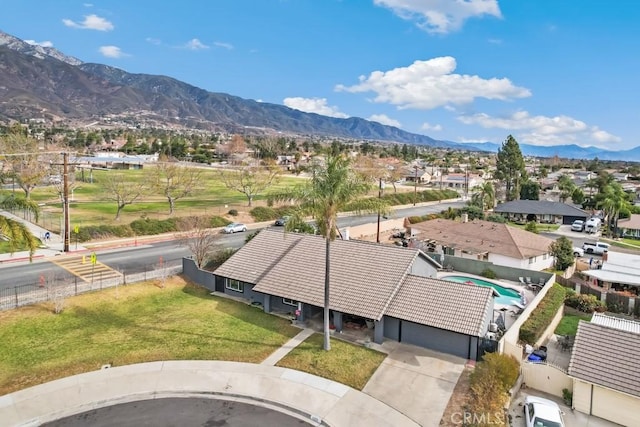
[262,328,316,366]
[0,361,420,427]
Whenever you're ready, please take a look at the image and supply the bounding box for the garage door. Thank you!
[400,320,470,359]
[591,385,638,427]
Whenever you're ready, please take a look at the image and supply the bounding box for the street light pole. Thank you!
[376,177,384,243]
[413,166,419,206]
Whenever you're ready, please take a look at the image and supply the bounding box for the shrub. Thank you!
[204,248,238,270]
[249,206,278,221]
[486,214,507,223]
[481,268,497,279]
[562,388,573,406]
[210,216,231,227]
[466,353,517,427]
[565,293,606,313]
[76,224,134,242]
[228,209,238,216]
[519,284,567,344]
[471,353,520,392]
[130,218,177,235]
[524,221,539,234]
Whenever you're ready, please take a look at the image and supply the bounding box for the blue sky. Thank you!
[2,1,639,150]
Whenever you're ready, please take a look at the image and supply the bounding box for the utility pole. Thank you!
[413,166,419,206]
[377,178,382,243]
[63,152,70,252]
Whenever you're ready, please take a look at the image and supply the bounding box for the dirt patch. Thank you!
[440,365,472,426]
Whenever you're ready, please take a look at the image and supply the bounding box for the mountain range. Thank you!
[1,30,638,161]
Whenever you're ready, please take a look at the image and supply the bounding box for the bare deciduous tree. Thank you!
[218,160,281,207]
[178,216,221,268]
[152,162,202,215]
[101,172,147,220]
[0,133,50,199]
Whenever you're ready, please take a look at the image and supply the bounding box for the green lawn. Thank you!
[554,312,592,336]
[276,333,386,390]
[0,277,299,395]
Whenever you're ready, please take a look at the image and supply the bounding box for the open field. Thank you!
[276,333,386,390]
[0,276,299,395]
[24,167,306,230]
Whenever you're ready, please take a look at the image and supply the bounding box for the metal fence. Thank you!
[0,260,183,311]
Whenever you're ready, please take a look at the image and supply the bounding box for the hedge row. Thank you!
[249,206,296,222]
[519,283,567,344]
[379,189,459,205]
[75,215,230,242]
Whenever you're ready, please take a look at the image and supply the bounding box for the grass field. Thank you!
[24,167,305,230]
[554,312,592,336]
[0,277,299,395]
[276,333,386,390]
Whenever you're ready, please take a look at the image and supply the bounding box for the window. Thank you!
[226,279,243,293]
[543,253,548,260]
[282,298,297,307]
[529,257,536,264]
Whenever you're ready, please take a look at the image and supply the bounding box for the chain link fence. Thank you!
[0,260,183,311]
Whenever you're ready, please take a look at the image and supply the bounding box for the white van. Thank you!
[585,217,601,234]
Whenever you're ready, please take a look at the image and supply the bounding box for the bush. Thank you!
[481,268,497,279]
[76,224,134,242]
[524,221,539,234]
[130,218,177,235]
[519,284,567,344]
[250,206,278,222]
[228,209,238,216]
[562,388,573,406]
[210,216,231,228]
[565,293,606,313]
[204,248,238,270]
[486,213,507,223]
[466,353,517,426]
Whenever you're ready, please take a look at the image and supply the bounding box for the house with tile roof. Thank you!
[568,317,640,426]
[212,229,495,360]
[494,200,588,225]
[408,219,555,271]
[617,214,640,239]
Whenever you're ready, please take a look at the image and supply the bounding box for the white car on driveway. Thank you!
[524,396,565,427]
[222,222,247,233]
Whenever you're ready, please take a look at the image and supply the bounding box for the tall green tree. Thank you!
[519,180,540,200]
[494,135,526,201]
[270,155,390,351]
[598,183,631,237]
[557,174,576,203]
[471,181,495,210]
[0,194,41,258]
[550,236,574,271]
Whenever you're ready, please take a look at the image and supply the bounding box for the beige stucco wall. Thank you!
[521,363,571,398]
[573,379,640,427]
[343,218,406,241]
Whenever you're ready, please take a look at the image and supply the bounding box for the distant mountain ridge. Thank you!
[0,30,638,161]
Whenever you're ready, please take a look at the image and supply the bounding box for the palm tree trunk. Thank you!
[323,236,331,351]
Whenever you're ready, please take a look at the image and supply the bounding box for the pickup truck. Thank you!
[582,241,610,255]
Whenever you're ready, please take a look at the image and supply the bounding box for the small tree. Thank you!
[218,160,281,206]
[178,217,221,268]
[101,172,147,220]
[550,236,574,270]
[152,162,202,215]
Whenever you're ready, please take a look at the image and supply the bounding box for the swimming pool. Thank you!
[442,275,523,306]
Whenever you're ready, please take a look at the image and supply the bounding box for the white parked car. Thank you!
[524,396,565,427]
[573,247,584,257]
[222,223,247,233]
[570,220,584,232]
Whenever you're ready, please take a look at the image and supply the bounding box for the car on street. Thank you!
[524,396,565,427]
[222,222,247,233]
[582,241,609,255]
[571,220,584,232]
[274,216,290,226]
[573,246,584,257]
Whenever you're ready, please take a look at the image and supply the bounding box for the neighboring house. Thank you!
[582,251,640,293]
[612,172,629,182]
[568,316,640,427]
[494,200,588,225]
[408,219,555,271]
[618,214,640,239]
[404,168,432,183]
[212,229,495,360]
[71,153,148,170]
[439,173,483,190]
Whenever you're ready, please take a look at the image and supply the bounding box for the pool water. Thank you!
[442,275,523,306]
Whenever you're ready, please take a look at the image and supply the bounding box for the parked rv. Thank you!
[585,217,601,234]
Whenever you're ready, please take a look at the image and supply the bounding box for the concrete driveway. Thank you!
[363,342,466,427]
[509,390,621,427]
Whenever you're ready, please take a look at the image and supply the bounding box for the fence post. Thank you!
[14,286,18,309]
[75,277,78,295]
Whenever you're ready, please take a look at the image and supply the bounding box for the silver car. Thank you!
[222,223,247,233]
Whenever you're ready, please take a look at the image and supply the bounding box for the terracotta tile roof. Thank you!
[215,229,436,320]
[385,275,493,336]
[568,321,640,397]
[409,219,554,259]
[618,214,640,231]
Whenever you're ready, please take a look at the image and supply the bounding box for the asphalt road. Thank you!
[0,201,465,291]
[43,397,311,427]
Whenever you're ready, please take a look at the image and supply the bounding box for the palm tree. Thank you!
[271,155,390,350]
[471,181,495,210]
[598,183,631,237]
[0,194,41,258]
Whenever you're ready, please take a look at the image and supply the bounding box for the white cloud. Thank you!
[214,41,234,50]
[421,122,442,131]
[374,0,501,34]
[458,111,621,146]
[283,97,349,118]
[184,38,209,50]
[99,45,126,58]
[146,37,161,45]
[62,14,114,31]
[368,114,401,127]
[335,56,530,110]
[25,40,53,48]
